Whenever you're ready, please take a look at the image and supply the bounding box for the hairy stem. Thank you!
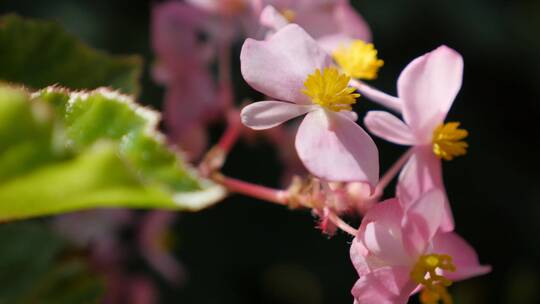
[213,174,289,205]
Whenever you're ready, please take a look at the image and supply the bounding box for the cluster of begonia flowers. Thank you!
[153,1,491,303]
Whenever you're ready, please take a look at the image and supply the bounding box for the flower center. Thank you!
[332,40,384,80]
[302,67,360,112]
[432,122,469,161]
[411,254,456,304]
[281,9,296,22]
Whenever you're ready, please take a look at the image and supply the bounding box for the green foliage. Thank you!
[0,85,225,221]
[0,14,142,95]
[0,222,104,304]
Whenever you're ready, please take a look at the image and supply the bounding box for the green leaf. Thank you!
[0,85,225,221]
[0,14,142,95]
[0,222,104,304]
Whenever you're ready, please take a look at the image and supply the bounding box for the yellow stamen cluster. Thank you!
[432,122,469,161]
[332,40,384,80]
[281,9,296,22]
[411,254,456,304]
[302,67,360,112]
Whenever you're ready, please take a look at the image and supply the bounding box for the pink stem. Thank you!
[217,109,242,154]
[372,148,414,198]
[215,174,289,206]
[350,79,402,113]
[328,211,357,237]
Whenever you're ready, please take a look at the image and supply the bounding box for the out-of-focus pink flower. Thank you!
[187,0,250,17]
[139,211,186,286]
[161,66,220,160]
[152,2,212,70]
[363,46,468,231]
[54,209,133,266]
[257,0,371,52]
[103,273,158,304]
[152,2,222,160]
[240,24,379,184]
[350,190,490,304]
[186,0,259,39]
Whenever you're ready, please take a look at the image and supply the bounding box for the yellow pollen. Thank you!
[332,40,384,80]
[302,67,360,112]
[281,9,296,22]
[432,122,469,161]
[411,254,456,304]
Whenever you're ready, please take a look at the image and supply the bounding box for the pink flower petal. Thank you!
[397,146,455,231]
[359,198,411,266]
[398,46,464,142]
[338,110,358,122]
[295,109,379,184]
[289,0,371,43]
[241,101,315,130]
[402,189,446,257]
[349,80,402,114]
[431,232,492,281]
[350,235,370,276]
[333,0,372,42]
[364,111,416,146]
[260,5,289,31]
[240,24,332,104]
[352,266,416,304]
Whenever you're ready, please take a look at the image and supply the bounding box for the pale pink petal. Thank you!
[431,232,491,281]
[290,0,371,43]
[260,5,289,31]
[352,266,416,304]
[317,34,354,54]
[295,109,379,184]
[350,236,370,276]
[398,46,464,142]
[241,101,314,130]
[364,111,416,146]
[397,146,454,231]
[333,0,372,42]
[338,110,358,122]
[350,79,402,114]
[359,198,411,266]
[402,189,446,257]
[240,24,332,104]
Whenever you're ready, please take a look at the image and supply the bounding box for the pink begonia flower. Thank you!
[152,2,222,159]
[240,24,379,184]
[256,0,371,52]
[161,66,220,159]
[350,190,490,304]
[139,211,186,286]
[186,0,260,39]
[363,46,469,231]
[152,2,213,71]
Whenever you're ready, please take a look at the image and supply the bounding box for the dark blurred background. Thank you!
[1,0,539,303]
